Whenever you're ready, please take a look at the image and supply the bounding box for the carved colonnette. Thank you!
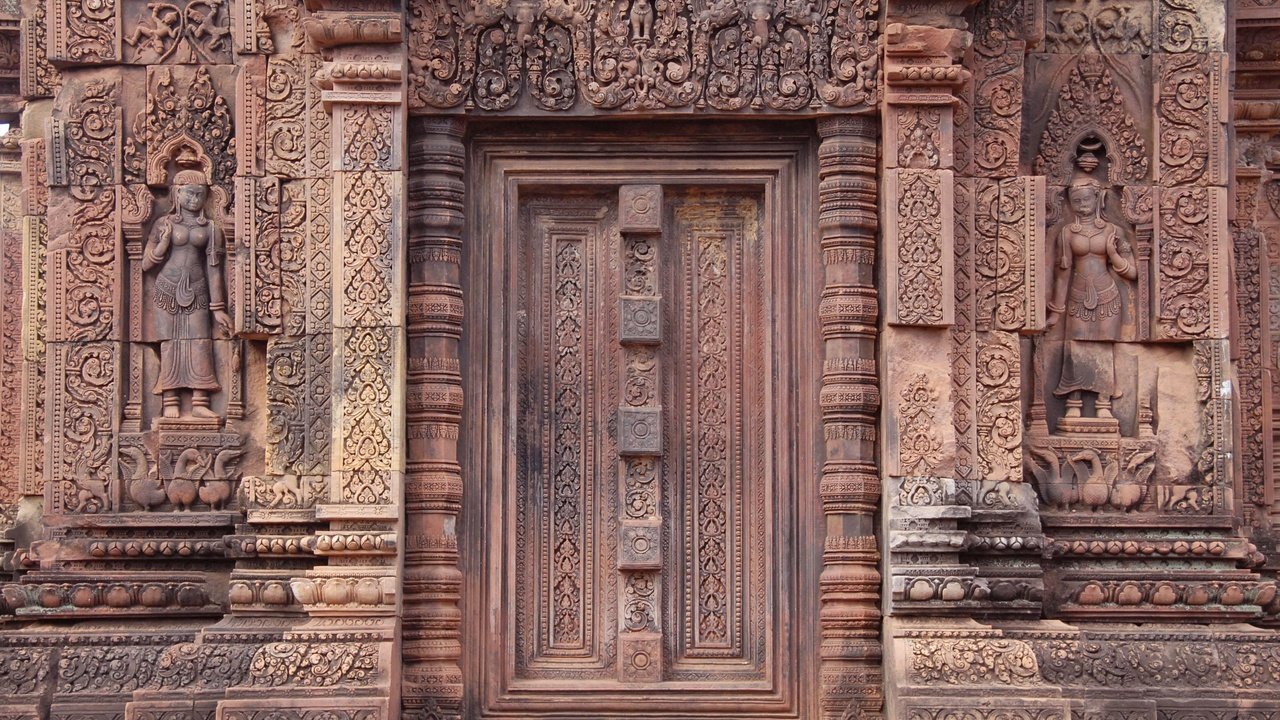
[403,117,464,719]
[816,115,882,719]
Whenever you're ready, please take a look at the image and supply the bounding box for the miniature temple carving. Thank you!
[0,0,1277,718]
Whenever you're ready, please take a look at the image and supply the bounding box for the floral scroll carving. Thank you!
[21,0,62,98]
[49,0,120,64]
[407,0,880,114]
[892,170,948,326]
[125,66,236,194]
[899,374,943,476]
[1034,55,1149,187]
[248,642,380,688]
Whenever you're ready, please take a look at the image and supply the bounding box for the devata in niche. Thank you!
[143,167,231,419]
[1045,150,1138,424]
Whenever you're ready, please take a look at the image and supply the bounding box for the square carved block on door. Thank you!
[462,123,820,718]
[620,295,662,343]
[618,406,662,454]
[620,631,663,683]
[619,184,663,233]
[619,519,662,569]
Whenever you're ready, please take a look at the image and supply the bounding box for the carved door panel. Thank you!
[464,133,817,718]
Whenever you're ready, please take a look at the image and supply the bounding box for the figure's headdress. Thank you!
[1069,152,1106,192]
[173,168,208,186]
[1069,138,1108,190]
[172,146,209,187]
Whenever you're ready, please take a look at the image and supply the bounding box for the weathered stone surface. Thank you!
[0,0,1276,717]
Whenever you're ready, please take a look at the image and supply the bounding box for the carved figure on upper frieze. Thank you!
[629,0,654,41]
[125,2,183,58]
[123,0,232,63]
[143,166,231,419]
[1045,150,1137,424]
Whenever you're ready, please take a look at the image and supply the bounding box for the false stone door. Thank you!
[463,126,819,718]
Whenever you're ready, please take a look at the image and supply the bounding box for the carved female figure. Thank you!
[1045,163,1137,420]
[142,168,231,419]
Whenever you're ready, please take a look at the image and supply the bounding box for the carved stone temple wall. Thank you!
[0,0,1277,718]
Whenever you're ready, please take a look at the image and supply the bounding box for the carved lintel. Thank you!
[407,0,881,114]
[302,11,403,48]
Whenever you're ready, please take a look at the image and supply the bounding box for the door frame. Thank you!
[459,120,822,719]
